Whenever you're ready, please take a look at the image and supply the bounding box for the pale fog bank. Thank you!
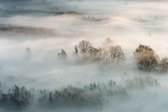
[0,0,168,112]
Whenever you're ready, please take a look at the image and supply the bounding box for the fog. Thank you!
[0,0,168,112]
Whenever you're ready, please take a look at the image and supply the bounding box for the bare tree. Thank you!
[86,46,102,61]
[77,40,92,54]
[102,38,125,64]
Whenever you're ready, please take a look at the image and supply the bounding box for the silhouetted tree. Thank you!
[58,49,67,59]
[74,45,78,55]
[0,85,32,108]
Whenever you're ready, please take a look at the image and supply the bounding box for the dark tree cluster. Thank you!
[0,76,160,109]
[134,44,168,72]
[0,80,127,109]
[0,85,32,108]
[38,80,127,107]
[38,87,103,107]
[134,44,159,71]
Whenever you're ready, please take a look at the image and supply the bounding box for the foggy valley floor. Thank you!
[0,0,168,112]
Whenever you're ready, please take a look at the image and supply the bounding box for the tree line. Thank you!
[0,80,127,109]
[0,76,159,109]
[58,38,168,72]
